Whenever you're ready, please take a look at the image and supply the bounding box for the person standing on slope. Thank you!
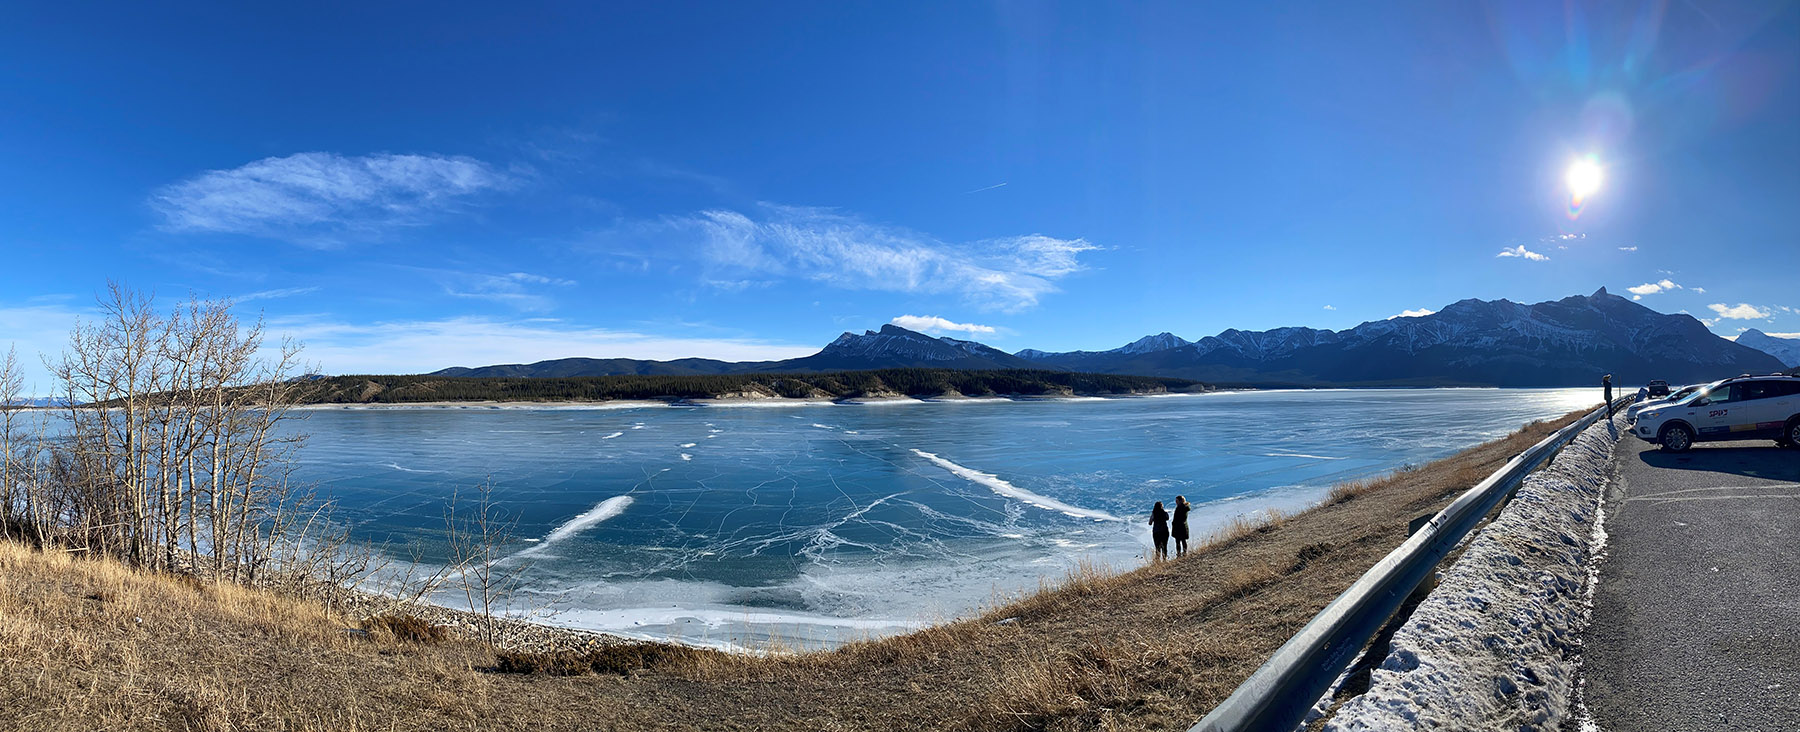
[1171,496,1192,557]
[1150,501,1170,561]
[1603,374,1614,417]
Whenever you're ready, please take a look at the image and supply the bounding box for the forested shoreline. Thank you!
[290,368,1209,404]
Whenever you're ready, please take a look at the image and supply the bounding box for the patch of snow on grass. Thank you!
[1323,414,1623,732]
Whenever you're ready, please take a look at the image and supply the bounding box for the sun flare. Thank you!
[1566,157,1603,200]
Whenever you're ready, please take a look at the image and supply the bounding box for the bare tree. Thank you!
[444,481,530,646]
[0,346,25,540]
[19,282,309,583]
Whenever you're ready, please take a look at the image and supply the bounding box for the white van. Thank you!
[1633,375,1800,452]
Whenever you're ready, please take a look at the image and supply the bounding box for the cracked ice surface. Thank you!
[289,389,1601,650]
[1324,413,1623,731]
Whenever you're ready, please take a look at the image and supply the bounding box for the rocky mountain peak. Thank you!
[1115,332,1192,355]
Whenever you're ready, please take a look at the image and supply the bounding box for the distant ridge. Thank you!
[429,290,1785,387]
[1017,288,1783,386]
[300,369,1203,404]
[1735,328,1800,368]
[431,323,1035,378]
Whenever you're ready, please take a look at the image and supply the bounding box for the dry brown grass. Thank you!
[0,408,1590,732]
[365,614,449,644]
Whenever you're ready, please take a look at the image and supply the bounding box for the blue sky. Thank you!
[3,2,1798,387]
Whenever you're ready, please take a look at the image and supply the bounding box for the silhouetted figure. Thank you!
[1150,501,1170,560]
[1172,495,1191,557]
[1603,374,1614,416]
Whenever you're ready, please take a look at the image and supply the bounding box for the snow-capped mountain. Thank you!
[759,324,1038,372]
[1018,289,1785,386]
[1014,332,1192,364]
[1117,332,1193,355]
[1736,328,1800,368]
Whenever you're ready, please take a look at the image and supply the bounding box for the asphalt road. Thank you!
[1581,435,1800,731]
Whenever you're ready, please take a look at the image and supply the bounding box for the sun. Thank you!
[1566,157,1603,200]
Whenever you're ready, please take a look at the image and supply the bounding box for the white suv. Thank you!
[1627,383,1701,424]
[1633,375,1800,452]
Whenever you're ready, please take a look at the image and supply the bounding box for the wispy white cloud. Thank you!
[267,315,815,374]
[889,315,996,335]
[1497,244,1549,261]
[1628,279,1681,300]
[1618,246,1638,252]
[1692,287,1706,294]
[436,271,575,311]
[1389,308,1436,319]
[652,204,1099,311]
[235,286,321,304]
[1322,305,1336,310]
[1762,331,1800,339]
[1708,303,1772,320]
[152,152,510,246]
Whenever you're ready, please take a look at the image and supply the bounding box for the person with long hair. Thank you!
[1172,495,1191,557]
[1150,501,1170,560]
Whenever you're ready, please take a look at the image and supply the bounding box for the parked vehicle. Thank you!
[1646,379,1671,398]
[1627,383,1701,423]
[1633,375,1800,452]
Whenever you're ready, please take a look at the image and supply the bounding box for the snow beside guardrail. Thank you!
[1322,414,1623,731]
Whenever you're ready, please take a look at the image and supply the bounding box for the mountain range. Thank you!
[432,324,1037,379]
[1735,328,1800,368]
[430,289,1788,387]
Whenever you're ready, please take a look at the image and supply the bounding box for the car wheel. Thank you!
[1787,418,1800,449]
[1660,423,1694,453]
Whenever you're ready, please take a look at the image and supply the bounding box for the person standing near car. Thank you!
[1603,374,1614,416]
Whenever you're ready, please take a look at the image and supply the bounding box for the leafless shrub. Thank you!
[2,283,309,586]
[492,643,724,676]
[366,614,448,644]
[444,481,530,647]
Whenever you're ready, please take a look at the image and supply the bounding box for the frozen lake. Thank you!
[295,387,1598,649]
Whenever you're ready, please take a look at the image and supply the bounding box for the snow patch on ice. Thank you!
[517,495,635,558]
[911,449,1120,522]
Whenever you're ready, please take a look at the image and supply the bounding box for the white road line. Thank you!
[1637,493,1800,505]
[1627,483,1800,501]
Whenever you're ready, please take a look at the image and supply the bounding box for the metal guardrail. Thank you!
[1189,397,1632,732]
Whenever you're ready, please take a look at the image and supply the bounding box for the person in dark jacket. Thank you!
[1603,374,1614,416]
[1172,495,1192,557]
[1150,501,1170,561]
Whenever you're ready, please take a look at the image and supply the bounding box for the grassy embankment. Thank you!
[289,369,1206,404]
[0,409,1588,732]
